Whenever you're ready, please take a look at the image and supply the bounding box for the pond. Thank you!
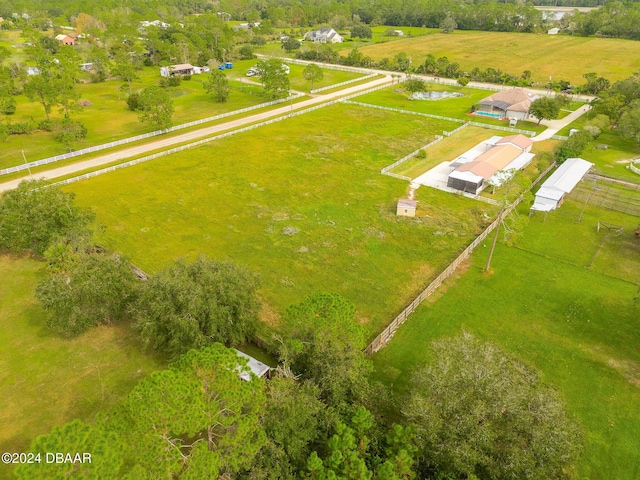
[409,91,464,101]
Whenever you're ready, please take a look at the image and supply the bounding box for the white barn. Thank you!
[531,158,593,211]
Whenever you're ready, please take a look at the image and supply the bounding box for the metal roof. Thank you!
[235,349,270,381]
[540,158,593,193]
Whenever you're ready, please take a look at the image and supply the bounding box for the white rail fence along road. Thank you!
[50,82,395,189]
[0,93,305,177]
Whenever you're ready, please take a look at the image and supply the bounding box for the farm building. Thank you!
[235,349,271,381]
[396,199,417,217]
[531,157,593,211]
[160,63,206,77]
[447,135,535,195]
[475,88,537,120]
[54,34,75,46]
[304,28,344,43]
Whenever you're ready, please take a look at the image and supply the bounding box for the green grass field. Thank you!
[353,30,640,84]
[0,68,273,170]
[62,104,497,336]
[353,84,547,133]
[224,58,369,92]
[0,254,165,474]
[371,199,640,479]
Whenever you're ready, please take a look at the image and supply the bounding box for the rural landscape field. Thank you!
[1,1,639,479]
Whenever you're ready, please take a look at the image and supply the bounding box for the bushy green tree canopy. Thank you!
[0,179,94,255]
[134,255,260,358]
[404,332,582,480]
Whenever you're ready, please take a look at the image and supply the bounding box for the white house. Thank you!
[160,63,197,77]
[304,28,343,43]
[531,157,593,211]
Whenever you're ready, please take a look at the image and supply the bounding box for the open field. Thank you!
[353,84,547,133]
[371,200,640,479]
[0,67,272,169]
[62,104,495,336]
[353,30,640,84]
[0,255,165,471]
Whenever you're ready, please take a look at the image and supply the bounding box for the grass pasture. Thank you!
[62,104,498,336]
[371,200,640,479]
[353,84,547,133]
[0,68,279,170]
[0,255,165,474]
[353,30,640,84]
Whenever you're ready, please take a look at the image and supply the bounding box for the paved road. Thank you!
[0,74,391,193]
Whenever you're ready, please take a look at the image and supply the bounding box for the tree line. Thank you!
[2,0,640,39]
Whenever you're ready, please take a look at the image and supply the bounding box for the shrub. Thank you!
[126,92,141,111]
[0,96,17,114]
[159,75,181,88]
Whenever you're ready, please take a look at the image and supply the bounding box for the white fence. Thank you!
[310,73,378,94]
[50,83,397,188]
[444,123,469,136]
[0,93,305,177]
[381,136,444,177]
[256,55,373,75]
[342,100,465,124]
[629,160,640,175]
[466,121,536,136]
[551,134,569,141]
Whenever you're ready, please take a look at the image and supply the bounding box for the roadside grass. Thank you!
[224,58,368,92]
[0,254,165,466]
[352,84,546,133]
[352,30,640,84]
[389,126,493,178]
[63,104,498,336]
[0,69,272,170]
[370,205,640,479]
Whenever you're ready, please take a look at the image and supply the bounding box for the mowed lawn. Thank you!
[354,30,640,84]
[0,255,165,469]
[64,104,496,336]
[370,206,640,479]
[0,68,272,170]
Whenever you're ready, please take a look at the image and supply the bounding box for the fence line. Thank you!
[255,55,373,75]
[342,100,465,124]
[551,134,570,141]
[364,161,557,355]
[0,93,305,177]
[466,121,537,136]
[310,73,377,94]
[343,101,538,137]
[443,122,469,136]
[381,136,444,175]
[49,82,396,189]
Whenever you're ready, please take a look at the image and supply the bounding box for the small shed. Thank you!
[547,27,560,35]
[531,157,593,211]
[397,199,417,217]
[235,349,271,381]
[225,62,233,69]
